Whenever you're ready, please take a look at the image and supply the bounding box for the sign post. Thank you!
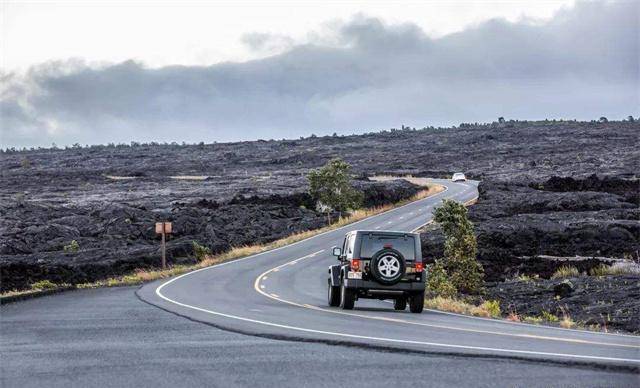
[155,222,173,269]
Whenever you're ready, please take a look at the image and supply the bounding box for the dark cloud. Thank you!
[1,1,637,148]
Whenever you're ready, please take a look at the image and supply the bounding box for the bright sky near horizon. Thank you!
[2,0,576,71]
[2,0,637,148]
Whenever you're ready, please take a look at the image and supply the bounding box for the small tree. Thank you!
[433,199,484,294]
[307,158,363,223]
[192,241,212,262]
[63,240,80,253]
[426,260,457,298]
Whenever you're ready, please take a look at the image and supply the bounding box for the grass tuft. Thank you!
[523,316,543,324]
[63,240,79,253]
[551,265,579,279]
[1,280,72,301]
[589,263,637,276]
[515,273,539,282]
[506,312,521,322]
[425,296,501,318]
[540,310,559,322]
[560,315,575,329]
[31,280,59,290]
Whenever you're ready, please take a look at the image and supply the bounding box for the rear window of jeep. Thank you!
[359,234,416,261]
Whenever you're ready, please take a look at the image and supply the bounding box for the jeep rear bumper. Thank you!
[343,278,426,292]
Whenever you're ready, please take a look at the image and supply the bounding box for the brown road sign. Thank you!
[155,222,172,269]
[155,222,172,234]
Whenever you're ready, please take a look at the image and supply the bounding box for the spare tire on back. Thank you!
[370,249,406,285]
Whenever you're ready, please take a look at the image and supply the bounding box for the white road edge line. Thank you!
[153,180,639,364]
[156,267,640,364]
[254,254,640,350]
[406,195,639,339]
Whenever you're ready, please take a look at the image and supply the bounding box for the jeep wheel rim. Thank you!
[377,255,400,278]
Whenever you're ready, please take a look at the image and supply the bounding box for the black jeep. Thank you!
[328,230,425,313]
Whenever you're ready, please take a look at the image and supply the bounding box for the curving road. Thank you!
[3,179,639,387]
[138,179,640,368]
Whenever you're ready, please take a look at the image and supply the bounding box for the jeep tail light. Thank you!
[415,262,424,272]
[351,259,361,272]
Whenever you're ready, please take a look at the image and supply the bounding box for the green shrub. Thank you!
[192,241,212,262]
[63,240,79,253]
[433,199,484,294]
[551,265,579,279]
[480,300,501,318]
[31,280,58,290]
[426,260,457,298]
[541,310,559,322]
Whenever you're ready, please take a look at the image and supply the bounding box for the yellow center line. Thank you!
[254,254,640,350]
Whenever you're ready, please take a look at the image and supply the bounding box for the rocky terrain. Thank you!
[0,177,420,291]
[1,119,638,331]
[487,274,640,333]
[421,176,639,281]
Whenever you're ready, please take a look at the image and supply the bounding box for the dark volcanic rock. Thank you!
[1,120,639,297]
[470,176,639,281]
[0,179,419,291]
[356,180,421,208]
[422,175,639,282]
[553,280,574,298]
[487,275,640,334]
[536,175,640,205]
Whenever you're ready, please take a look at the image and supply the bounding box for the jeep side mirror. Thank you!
[332,246,342,257]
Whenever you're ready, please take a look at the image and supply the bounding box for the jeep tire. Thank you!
[370,249,406,285]
[339,280,355,310]
[394,297,407,311]
[328,280,341,307]
[409,290,425,313]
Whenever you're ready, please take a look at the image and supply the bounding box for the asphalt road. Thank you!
[2,179,639,387]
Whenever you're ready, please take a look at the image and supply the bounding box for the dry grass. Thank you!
[551,265,580,279]
[2,182,444,299]
[31,279,59,290]
[559,315,576,329]
[424,296,501,318]
[523,316,543,324]
[515,273,539,282]
[540,310,559,322]
[76,266,191,289]
[1,288,44,299]
[1,280,72,301]
[506,312,521,322]
[516,309,582,330]
[104,175,136,180]
[424,296,470,314]
[589,263,638,276]
[170,175,209,180]
[464,198,478,206]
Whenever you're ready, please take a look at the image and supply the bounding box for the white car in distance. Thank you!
[452,172,467,182]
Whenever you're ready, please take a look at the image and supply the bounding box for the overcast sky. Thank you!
[1,0,638,148]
